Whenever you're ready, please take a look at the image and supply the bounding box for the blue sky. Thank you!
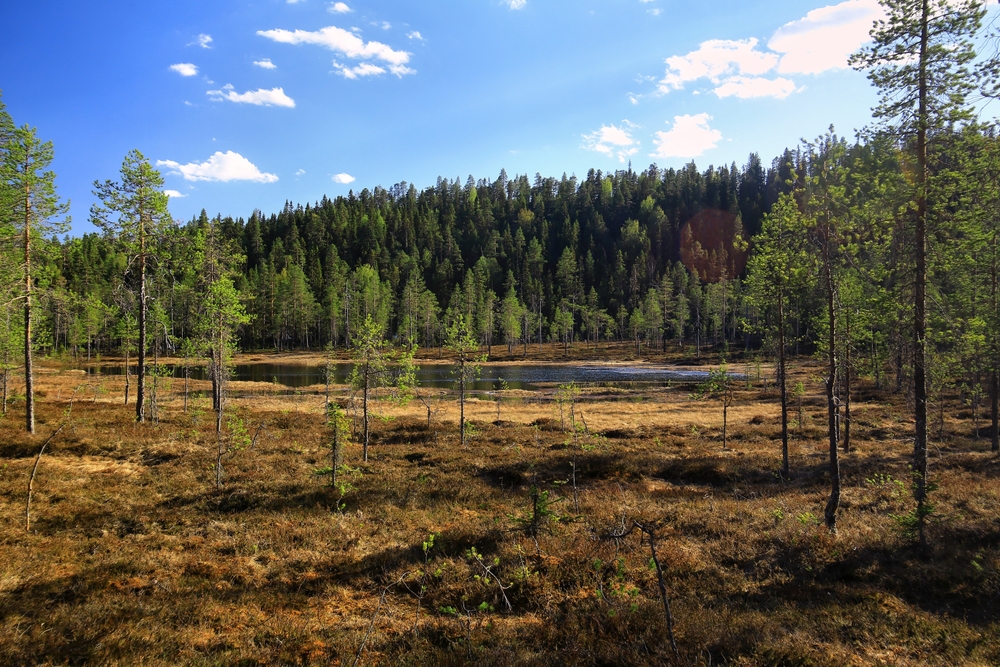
[1,0,935,234]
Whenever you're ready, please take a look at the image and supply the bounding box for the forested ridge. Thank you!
[47,153,787,354]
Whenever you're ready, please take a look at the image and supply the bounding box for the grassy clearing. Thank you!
[0,354,998,666]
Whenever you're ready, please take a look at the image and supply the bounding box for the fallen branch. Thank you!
[25,423,67,532]
[351,571,411,667]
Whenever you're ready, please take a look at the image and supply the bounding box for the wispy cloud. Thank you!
[157,151,279,183]
[332,61,389,79]
[328,2,351,13]
[253,58,277,69]
[507,0,526,8]
[164,190,187,198]
[207,85,296,107]
[295,169,306,176]
[583,123,639,163]
[333,173,356,184]
[191,33,213,49]
[407,31,424,41]
[712,75,798,99]
[169,63,198,77]
[258,25,414,76]
[651,114,721,158]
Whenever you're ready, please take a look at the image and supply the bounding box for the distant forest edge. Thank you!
[34,151,794,356]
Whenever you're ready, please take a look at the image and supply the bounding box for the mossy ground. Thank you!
[0,348,997,665]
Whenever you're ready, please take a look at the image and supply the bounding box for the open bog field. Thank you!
[0,353,998,666]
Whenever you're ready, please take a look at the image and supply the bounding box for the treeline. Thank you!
[44,154,790,357]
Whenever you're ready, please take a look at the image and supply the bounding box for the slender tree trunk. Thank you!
[24,177,35,435]
[844,309,852,453]
[912,0,930,548]
[124,349,130,405]
[823,228,840,533]
[215,335,225,490]
[460,356,467,448]
[331,414,339,488]
[779,292,789,477]
[362,362,370,462]
[136,227,147,423]
[722,400,728,450]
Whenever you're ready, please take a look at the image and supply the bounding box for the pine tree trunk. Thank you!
[362,362,370,462]
[844,309,852,453]
[460,356,466,448]
[779,292,789,477]
[912,0,930,548]
[136,229,147,423]
[124,349,130,405]
[823,235,840,533]
[24,178,34,435]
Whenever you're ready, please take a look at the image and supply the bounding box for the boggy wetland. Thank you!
[5,2,1000,662]
[1,343,998,666]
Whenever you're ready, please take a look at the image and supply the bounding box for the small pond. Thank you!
[86,362,718,391]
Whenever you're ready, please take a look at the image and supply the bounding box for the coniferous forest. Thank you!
[2,2,1000,665]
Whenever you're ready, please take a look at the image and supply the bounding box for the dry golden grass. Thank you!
[0,354,996,665]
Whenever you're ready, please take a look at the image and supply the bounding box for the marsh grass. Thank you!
[0,358,996,665]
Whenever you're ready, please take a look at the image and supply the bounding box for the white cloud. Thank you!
[507,0,526,8]
[207,85,296,107]
[164,190,187,198]
[254,58,277,69]
[713,75,799,99]
[333,61,389,78]
[333,173,356,184]
[295,169,306,176]
[654,0,883,101]
[258,25,414,76]
[194,34,213,49]
[407,31,424,41]
[169,63,198,77]
[329,2,352,13]
[381,21,392,30]
[769,0,884,74]
[583,123,639,163]
[659,38,778,93]
[648,8,661,16]
[651,114,722,158]
[157,151,279,183]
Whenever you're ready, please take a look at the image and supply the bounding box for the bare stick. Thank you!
[25,423,67,532]
[639,522,680,660]
[351,571,411,667]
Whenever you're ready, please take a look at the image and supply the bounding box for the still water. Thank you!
[86,362,715,391]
